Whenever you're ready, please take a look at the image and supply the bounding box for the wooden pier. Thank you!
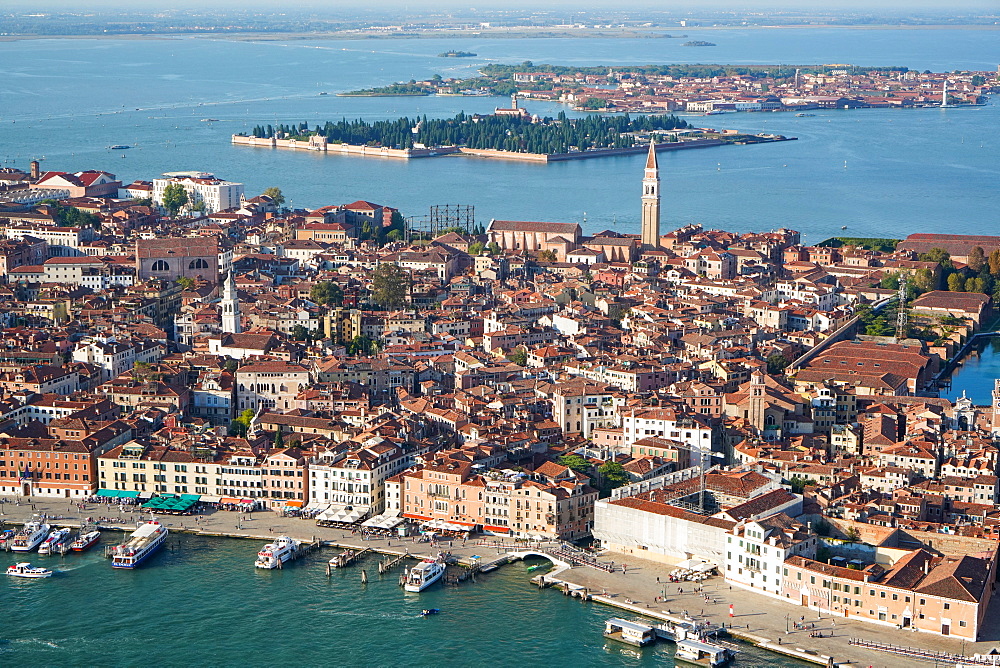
[325,546,371,575]
[378,552,411,575]
[443,563,477,586]
[283,538,321,569]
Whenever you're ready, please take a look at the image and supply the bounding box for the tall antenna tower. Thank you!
[895,281,908,341]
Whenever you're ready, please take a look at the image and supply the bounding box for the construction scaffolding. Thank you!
[405,204,475,241]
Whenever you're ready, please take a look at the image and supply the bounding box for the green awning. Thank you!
[141,495,198,513]
[118,491,140,499]
[97,489,120,498]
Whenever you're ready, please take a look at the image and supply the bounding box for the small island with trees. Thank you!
[338,82,434,97]
[438,50,477,58]
[233,110,793,162]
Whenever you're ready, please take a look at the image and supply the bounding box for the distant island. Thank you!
[339,82,433,97]
[682,40,716,47]
[438,50,477,58]
[233,111,794,161]
[244,112,690,154]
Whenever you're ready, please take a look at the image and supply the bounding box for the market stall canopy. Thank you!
[362,514,406,530]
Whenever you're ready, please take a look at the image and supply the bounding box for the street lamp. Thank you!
[786,614,790,633]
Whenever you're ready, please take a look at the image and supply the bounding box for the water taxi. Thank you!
[111,521,168,569]
[604,618,657,647]
[108,144,131,150]
[37,528,72,555]
[674,638,734,668]
[10,522,50,552]
[403,559,445,592]
[70,530,102,552]
[255,536,300,569]
[6,562,53,578]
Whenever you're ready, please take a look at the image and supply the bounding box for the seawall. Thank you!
[231,135,744,162]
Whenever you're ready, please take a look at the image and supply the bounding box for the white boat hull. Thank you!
[254,537,300,569]
[404,563,445,592]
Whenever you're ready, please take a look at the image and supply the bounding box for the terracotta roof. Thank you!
[489,220,581,234]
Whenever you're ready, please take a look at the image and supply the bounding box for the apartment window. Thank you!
[944,603,950,610]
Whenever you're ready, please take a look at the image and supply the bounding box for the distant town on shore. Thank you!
[342,62,990,114]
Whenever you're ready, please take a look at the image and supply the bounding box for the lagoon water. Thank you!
[0,30,997,242]
[0,532,802,667]
[0,29,997,664]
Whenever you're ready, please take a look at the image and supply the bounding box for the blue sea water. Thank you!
[0,532,803,667]
[0,31,997,242]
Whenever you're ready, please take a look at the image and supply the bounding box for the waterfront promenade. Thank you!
[4,499,999,668]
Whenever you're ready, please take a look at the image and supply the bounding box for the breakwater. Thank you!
[229,134,774,162]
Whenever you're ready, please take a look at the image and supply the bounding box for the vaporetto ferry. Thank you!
[111,521,168,569]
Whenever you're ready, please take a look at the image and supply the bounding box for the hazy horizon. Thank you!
[11,1,1000,12]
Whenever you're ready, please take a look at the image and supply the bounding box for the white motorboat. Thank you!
[403,559,446,592]
[254,536,301,569]
[10,522,50,552]
[38,528,72,555]
[70,530,102,552]
[111,521,168,569]
[6,562,53,578]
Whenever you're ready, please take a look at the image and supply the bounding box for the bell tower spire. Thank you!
[641,140,661,248]
[221,270,241,334]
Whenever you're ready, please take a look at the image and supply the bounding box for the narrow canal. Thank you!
[943,336,1000,405]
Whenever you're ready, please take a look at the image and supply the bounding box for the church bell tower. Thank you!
[641,140,661,248]
[221,270,241,335]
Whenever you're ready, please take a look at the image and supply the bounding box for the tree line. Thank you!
[249,111,689,155]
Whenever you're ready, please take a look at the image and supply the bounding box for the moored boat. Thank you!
[403,559,445,592]
[674,638,734,668]
[254,536,300,569]
[6,562,53,578]
[111,521,168,569]
[604,618,657,646]
[420,608,440,616]
[10,522,50,553]
[37,528,72,555]
[70,530,102,552]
